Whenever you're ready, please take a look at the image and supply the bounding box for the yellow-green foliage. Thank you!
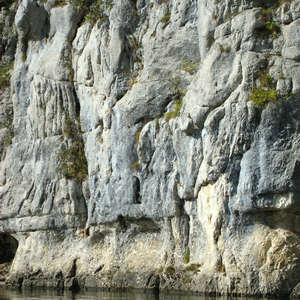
[128,76,138,89]
[83,0,113,25]
[265,21,280,38]
[183,248,190,264]
[164,99,182,121]
[220,44,231,53]
[135,129,141,144]
[218,263,226,273]
[164,265,175,276]
[58,118,88,182]
[0,62,13,89]
[183,276,192,285]
[160,11,171,24]
[256,8,280,38]
[164,76,185,121]
[132,160,139,170]
[248,73,278,107]
[181,57,199,75]
[184,263,201,273]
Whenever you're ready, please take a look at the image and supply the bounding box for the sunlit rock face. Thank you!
[0,0,299,296]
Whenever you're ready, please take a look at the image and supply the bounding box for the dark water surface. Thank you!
[0,289,288,300]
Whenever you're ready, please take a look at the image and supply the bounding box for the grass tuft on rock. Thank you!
[248,73,278,107]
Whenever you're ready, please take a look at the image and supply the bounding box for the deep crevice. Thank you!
[133,176,141,204]
[0,233,18,283]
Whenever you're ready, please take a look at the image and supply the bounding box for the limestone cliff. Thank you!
[0,0,300,297]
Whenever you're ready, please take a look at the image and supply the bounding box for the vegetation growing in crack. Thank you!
[128,75,138,90]
[164,265,175,276]
[0,107,14,149]
[183,248,190,264]
[255,8,281,39]
[160,11,171,24]
[0,62,13,89]
[248,72,278,107]
[40,0,113,26]
[181,57,199,75]
[164,76,185,121]
[83,0,113,26]
[58,117,88,182]
[219,44,231,53]
[184,263,201,273]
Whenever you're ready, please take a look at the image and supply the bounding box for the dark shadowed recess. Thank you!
[0,233,18,264]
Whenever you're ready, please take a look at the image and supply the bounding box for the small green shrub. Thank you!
[128,76,138,89]
[248,73,278,107]
[218,263,226,273]
[83,0,113,25]
[256,8,281,39]
[183,276,192,285]
[164,76,185,121]
[58,118,88,182]
[181,57,199,75]
[160,11,171,24]
[164,99,182,121]
[132,160,139,170]
[220,45,231,53]
[164,265,175,276]
[249,88,278,107]
[184,263,201,273]
[265,21,280,38]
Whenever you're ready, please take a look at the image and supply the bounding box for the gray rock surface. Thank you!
[0,0,299,297]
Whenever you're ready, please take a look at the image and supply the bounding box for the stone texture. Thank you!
[0,0,299,297]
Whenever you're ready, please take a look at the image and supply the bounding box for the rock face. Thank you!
[0,0,299,296]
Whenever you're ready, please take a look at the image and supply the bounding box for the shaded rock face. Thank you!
[0,233,18,283]
[0,0,299,296]
[0,233,18,264]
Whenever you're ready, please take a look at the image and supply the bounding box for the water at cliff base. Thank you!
[0,288,284,300]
